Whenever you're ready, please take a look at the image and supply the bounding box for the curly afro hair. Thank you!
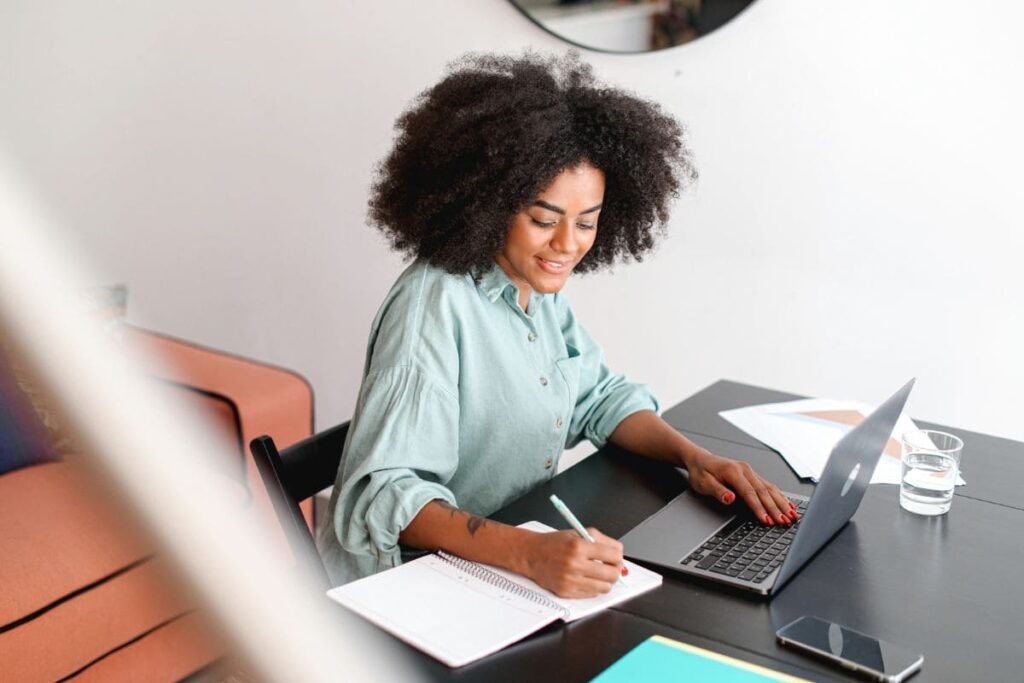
[368,52,696,277]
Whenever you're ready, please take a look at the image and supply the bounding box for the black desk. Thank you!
[663,379,1024,511]
[416,380,1024,682]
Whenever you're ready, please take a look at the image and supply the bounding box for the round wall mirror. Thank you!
[510,0,758,53]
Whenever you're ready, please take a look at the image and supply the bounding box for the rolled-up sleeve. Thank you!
[561,305,659,449]
[333,365,459,568]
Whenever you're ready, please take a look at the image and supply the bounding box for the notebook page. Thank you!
[326,554,561,668]
[481,521,663,622]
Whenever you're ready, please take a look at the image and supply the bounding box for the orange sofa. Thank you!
[0,328,314,681]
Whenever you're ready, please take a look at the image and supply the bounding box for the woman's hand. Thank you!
[608,411,797,525]
[521,528,623,598]
[686,449,798,526]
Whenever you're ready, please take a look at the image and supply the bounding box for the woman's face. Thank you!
[496,163,604,309]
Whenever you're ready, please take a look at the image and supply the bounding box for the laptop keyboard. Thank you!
[680,498,810,584]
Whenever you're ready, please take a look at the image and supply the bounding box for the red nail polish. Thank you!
[621,566,629,577]
[780,515,791,524]
[791,511,800,519]
[723,492,735,504]
[763,515,773,526]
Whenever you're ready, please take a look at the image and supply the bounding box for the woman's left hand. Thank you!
[685,449,798,526]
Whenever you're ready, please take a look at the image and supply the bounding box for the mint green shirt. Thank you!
[317,261,659,584]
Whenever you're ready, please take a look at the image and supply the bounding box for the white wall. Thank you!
[2,0,1022,450]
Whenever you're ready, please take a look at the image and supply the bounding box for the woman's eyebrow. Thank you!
[532,200,603,215]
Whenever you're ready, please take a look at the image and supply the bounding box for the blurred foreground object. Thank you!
[0,161,412,681]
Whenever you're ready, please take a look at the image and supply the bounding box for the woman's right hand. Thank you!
[521,528,624,598]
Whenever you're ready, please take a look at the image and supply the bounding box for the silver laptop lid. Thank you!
[772,379,915,591]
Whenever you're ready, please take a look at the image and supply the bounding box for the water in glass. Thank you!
[900,451,957,515]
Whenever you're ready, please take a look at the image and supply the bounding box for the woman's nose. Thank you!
[549,221,576,253]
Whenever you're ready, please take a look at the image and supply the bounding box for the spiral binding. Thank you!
[436,551,570,619]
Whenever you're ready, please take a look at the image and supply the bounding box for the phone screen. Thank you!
[776,616,923,681]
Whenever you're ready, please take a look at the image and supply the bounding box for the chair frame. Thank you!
[249,422,348,589]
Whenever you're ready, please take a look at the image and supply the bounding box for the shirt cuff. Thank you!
[586,384,660,448]
[361,477,457,567]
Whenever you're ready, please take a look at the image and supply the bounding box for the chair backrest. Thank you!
[249,422,349,589]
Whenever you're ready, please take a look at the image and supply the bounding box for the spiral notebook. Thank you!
[325,521,662,667]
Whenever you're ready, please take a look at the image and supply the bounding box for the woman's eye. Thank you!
[530,217,557,228]
[577,223,595,231]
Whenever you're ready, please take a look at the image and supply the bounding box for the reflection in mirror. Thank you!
[511,0,757,53]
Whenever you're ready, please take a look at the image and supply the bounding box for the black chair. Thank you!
[249,422,349,589]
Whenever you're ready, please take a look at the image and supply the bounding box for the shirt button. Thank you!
[539,376,548,386]
[544,457,554,469]
[527,332,537,342]
[555,417,564,428]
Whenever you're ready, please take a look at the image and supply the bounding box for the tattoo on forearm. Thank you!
[435,500,489,536]
[466,515,487,536]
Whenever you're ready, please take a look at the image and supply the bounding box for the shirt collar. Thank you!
[477,263,518,303]
[476,262,550,312]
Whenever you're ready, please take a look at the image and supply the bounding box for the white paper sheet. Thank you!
[719,398,966,486]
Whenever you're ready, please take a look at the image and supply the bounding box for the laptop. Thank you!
[620,379,915,597]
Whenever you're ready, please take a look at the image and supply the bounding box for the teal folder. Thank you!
[593,635,809,683]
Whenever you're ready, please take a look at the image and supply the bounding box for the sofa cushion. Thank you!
[0,462,220,681]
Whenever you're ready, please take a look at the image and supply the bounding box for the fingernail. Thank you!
[790,511,800,519]
[789,501,797,509]
[723,492,735,504]
[621,566,629,577]
[763,515,773,526]
[780,514,791,524]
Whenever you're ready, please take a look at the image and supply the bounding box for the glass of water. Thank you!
[900,430,963,515]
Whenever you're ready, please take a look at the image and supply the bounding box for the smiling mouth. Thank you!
[536,257,569,274]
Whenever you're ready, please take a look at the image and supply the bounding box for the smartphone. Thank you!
[776,616,923,682]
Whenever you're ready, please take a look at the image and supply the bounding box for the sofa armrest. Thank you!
[126,327,316,529]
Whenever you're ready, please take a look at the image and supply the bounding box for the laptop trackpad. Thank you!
[620,491,734,567]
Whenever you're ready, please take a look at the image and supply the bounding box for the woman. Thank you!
[318,53,796,596]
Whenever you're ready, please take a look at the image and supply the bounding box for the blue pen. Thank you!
[550,494,628,587]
